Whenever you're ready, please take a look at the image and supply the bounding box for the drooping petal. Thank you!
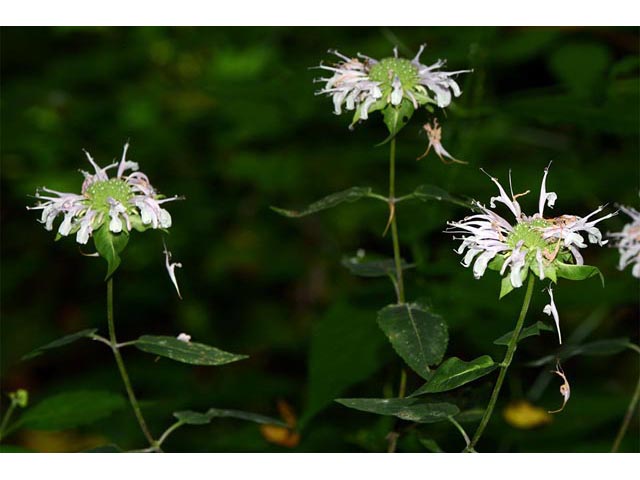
[543,287,562,344]
[163,242,183,299]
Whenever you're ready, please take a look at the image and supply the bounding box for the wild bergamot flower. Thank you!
[28,143,180,244]
[28,143,183,295]
[608,205,640,278]
[315,45,471,125]
[446,164,615,342]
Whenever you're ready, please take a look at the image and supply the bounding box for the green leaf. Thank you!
[21,328,98,361]
[488,255,505,272]
[413,185,473,209]
[455,409,484,423]
[341,253,414,278]
[499,275,516,299]
[134,335,248,366]
[129,215,151,233]
[335,397,459,423]
[271,187,373,218]
[377,100,415,145]
[527,337,630,367]
[411,356,497,395]
[174,408,286,427]
[419,438,443,453]
[376,303,448,380]
[570,338,630,356]
[556,262,604,286]
[174,410,212,425]
[93,226,129,280]
[301,303,387,427]
[18,391,125,430]
[494,321,554,346]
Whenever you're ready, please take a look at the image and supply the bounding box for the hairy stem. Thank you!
[388,137,405,304]
[611,345,640,452]
[107,277,157,449]
[467,274,536,451]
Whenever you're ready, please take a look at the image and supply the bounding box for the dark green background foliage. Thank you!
[1,27,638,452]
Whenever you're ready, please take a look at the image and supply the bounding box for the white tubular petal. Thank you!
[117,142,130,178]
[543,287,562,344]
[538,165,557,216]
[412,44,426,64]
[109,215,123,233]
[164,244,183,299]
[472,251,496,279]
[58,212,74,236]
[76,215,93,245]
[390,77,403,105]
[158,209,172,229]
[632,262,640,278]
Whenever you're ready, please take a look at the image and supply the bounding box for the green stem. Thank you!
[467,274,536,451]
[388,137,405,304]
[611,345,640,452]
[448,416,471,448]
[157,420,185,447]
[107,277,157,449]
[0,402,17,442]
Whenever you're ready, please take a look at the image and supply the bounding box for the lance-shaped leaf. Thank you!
[335,397,459,423]
[377,303,448,379]
[556,262,604,286]
[341,253,414,278]
[22,328,98,361]
[411,356,497,395]
[93,226,129,280]
[377,99,415,145]
[134,335,248,366]
[527,337,630,367]
[173,408,286,427]
[413,184,473,209]
[18,391,125,430]
[494,321,554,346]
[271,187,373,218]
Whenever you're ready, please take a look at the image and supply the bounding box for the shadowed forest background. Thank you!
[1,26,638,452]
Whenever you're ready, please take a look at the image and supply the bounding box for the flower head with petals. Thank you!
[28,143,181,245]
[446,165,615,342]
[447,164,615,290]
[315,45,472,126]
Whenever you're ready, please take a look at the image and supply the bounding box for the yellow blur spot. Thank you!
[503,400,552,429]
[19,430,107,453]
[259,399,300,448]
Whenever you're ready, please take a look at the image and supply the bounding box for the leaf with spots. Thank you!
[134,335,248,366]
[411,356,497,395]
[377,99,415,145]
[376,303,448,380]
[335,397,458,423]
